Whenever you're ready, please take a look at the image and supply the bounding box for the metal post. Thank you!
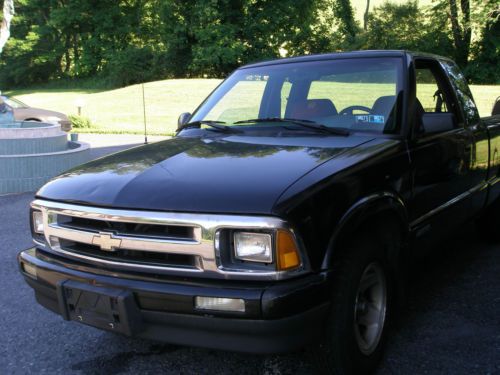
[142,83,148,144]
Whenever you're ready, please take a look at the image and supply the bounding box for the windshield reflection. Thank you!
[190,57,404,134]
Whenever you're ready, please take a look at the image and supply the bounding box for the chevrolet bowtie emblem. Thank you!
[92,232,122,252]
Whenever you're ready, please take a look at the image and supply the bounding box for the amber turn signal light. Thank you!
[276,230,301,270]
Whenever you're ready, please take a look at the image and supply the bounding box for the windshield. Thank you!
[1,96,28,109]
[190,57,404,134]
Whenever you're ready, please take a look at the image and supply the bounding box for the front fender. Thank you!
[321,191,409,269]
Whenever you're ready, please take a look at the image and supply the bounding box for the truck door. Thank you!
[440,60,492,208]
[408,58,480,245]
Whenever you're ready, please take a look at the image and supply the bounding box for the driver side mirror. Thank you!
[177,112,191,131]
[421,113,456,134]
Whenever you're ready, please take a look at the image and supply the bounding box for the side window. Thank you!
[415,67,450,113]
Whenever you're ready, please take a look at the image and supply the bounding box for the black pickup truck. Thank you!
[18,51,500,374]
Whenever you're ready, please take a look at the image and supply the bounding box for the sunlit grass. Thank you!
[8,79,221,136]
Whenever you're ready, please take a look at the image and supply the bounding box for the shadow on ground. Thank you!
[65,226,500,375]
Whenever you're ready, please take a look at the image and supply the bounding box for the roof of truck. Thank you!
[241,50,450,69]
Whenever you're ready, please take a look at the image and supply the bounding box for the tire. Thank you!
[476,197,500,242]
[310,235,394,375]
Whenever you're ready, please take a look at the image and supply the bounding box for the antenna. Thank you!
[142,83,148,144]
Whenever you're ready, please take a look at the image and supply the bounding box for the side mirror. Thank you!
[177,112,192,131]
[492,96,500,116]
[421,113,456,134]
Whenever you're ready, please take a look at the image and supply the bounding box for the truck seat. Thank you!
[290,99,338,119]
[371,95,396,116]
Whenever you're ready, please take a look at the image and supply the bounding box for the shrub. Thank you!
[68,115,94,130]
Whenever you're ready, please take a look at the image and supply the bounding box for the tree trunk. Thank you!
[364,0,370,31]
[0,0,15,54]
[73,33,79,75]
[64,34,71,74]
[333,0,357,40]
[448,0,471,67]
[460,0,471,65]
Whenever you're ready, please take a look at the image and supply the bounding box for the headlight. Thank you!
[234,232,272,263]
[32,210,44,234]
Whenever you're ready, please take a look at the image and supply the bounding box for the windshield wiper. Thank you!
[180,120,239,133]
[233,117,349,136]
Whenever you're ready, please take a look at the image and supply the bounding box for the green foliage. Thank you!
[360,1,454,54]
[331,0,358,45]
[68,114,93,129]
[159,0,321,77]
[104,47,164,87]
[465,3,499,83]
[0,0,498,87]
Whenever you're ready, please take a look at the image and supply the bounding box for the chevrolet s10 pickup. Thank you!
[18,51,500,374]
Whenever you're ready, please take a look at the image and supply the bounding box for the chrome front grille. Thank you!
[57,214,198,242]
[58,239,199,269]
[31,199,307,280]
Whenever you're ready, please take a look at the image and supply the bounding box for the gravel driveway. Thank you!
[1,142,498,375]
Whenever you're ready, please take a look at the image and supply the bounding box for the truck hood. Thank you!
[37,134,375,214]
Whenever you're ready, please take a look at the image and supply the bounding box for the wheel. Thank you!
[476,196,500,242]
[310,235,394,375]
[353,262,387,356]
[338,105,371,115]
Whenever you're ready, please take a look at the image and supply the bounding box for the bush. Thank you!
[69,115,94,130]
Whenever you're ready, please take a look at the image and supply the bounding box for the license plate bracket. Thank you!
[56,280,142,336]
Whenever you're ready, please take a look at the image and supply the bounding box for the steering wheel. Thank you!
[339,105,371,115]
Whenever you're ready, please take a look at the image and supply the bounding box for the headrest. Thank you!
[291,99,338,118]
[372,95,396,116]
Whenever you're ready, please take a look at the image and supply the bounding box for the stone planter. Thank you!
[0,122,90,194]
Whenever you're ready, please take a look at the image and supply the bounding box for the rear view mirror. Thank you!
[177,112,191,130]
[422,113,456,134]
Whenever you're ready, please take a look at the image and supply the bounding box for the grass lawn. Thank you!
[7,79,221,136]
[6,79,499,136]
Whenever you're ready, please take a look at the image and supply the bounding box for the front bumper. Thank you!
[18,247,331,353]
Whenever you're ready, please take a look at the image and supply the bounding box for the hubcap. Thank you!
[353,262,387,355]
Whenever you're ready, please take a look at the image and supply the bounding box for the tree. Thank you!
[361,1,453,54]
[159,0,322,77]
[447,0,471,67]
[331,0,358,46]
[0,0,162,86]
[0,0,497,87]
[465,2,499,83]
